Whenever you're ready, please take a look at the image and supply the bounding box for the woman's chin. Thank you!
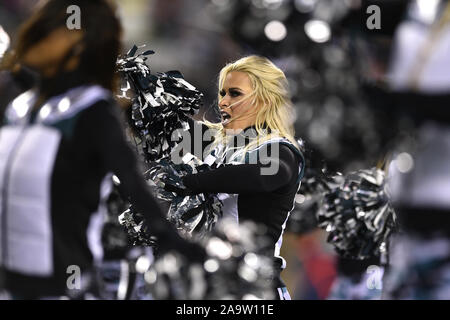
[222,119,231,129]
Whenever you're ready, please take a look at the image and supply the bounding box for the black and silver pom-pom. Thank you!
[116,45,203,162]
[118,206,158,247]
[144,156,222,239]
[317,167,397,262]
[102,179,134,257]
[143,218,276,300]
[118,154,223,244]
[116,46,214,243]
[287,156,339,235]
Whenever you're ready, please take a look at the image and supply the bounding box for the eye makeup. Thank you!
[219,87,243,98]
[229,89,242,97]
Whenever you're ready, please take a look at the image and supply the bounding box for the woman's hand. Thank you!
[162,179,197,197]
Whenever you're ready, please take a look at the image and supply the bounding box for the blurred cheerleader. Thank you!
[379,0,450,299]
[0,0,202,299]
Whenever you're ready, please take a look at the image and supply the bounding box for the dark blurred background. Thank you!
[1,0,412,299]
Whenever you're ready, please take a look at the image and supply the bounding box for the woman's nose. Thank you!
[219,96,229,109]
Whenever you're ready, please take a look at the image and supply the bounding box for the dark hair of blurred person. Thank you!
[0,0,121,121]
[11,0,119,92]
[0,0,203,299]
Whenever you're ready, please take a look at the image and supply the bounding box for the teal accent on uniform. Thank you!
[26,106,84,139]
[279,141,305,184]
[47,112,83,140]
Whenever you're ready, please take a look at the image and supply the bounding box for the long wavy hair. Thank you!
[204,55,299,160]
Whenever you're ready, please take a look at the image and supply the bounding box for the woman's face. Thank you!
[219,71,259,131]
[21,27,83,77]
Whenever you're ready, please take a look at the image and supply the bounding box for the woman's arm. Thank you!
[81,100,204,257]
[182,143,302,195]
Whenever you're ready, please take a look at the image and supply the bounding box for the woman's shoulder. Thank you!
[250,136,303,158]
[72,86,118,119]
[252,137,305,180]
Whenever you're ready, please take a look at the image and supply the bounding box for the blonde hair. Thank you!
[204,55,299,160]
